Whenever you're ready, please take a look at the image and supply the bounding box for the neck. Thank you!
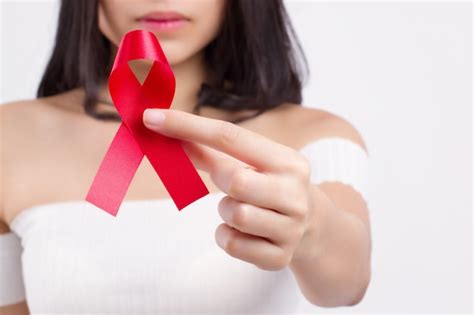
[170,50,209,112]
[96,48,209,114]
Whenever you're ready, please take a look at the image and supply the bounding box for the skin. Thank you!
[0,0,371,313]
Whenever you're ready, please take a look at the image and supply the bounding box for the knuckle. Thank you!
[218,121,240,146]
[218,195,232,211]
[217,196,232,220]
[231,203,250,228]
[294,225,306,242]
[287,154,311,180]
[297,157,312,180]
[224,232,239,254]
[292,200,309,220]
[258,250,291,271]
[228,168,249,197]
[273,252,292,270]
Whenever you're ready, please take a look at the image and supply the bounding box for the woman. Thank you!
[0,0,372,314]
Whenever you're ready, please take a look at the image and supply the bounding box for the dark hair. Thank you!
[37,0,309,124]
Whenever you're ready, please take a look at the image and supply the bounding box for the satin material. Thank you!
[86,30,209,216]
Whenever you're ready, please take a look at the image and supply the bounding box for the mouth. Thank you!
[137,11,190,32]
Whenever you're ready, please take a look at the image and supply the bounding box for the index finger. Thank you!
[143,108,299,172]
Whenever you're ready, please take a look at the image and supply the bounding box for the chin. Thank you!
[159,45,194,66]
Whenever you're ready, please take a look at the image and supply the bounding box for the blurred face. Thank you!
[98,0,226,65]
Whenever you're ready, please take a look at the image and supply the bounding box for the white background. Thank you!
[0,1,472,313]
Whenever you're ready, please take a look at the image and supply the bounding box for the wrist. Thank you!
[290,185,334,266]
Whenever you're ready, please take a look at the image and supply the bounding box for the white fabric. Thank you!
[0,232,26,305]
[299,137,369,200]
[1,137,369,313]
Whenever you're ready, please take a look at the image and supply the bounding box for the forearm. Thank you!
[289,185,372,307]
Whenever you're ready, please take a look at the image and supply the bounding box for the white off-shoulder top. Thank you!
[0,137,369,314]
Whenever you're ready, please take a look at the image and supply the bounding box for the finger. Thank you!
[180,140,224,173]
[183,141,304,214]
[215,223,290,271]
[217,196,297,245]
[143,108,301,173]
[180,140,245,173]
[226,167,311,215]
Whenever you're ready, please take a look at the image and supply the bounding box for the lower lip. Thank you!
[139,18,188,32]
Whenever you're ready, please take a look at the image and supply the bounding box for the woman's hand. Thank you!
[143,108,314,271]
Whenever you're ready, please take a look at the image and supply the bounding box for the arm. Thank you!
[289,182,371,307]
[142,107,372,307]
[288,113,372,306]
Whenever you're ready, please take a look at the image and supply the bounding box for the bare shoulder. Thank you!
[0,97,52,223]
[0,91,82,153]
[1,88,84,124]
[0,89,86,223]
[279,103,368,153]
[281,105,371,224]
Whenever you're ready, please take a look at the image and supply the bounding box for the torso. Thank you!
[1,88,351,228]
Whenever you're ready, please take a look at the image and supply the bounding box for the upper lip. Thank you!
[138,11,189,21]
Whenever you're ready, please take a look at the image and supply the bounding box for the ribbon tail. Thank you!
[86,123,143,216]
[142,136,209,210]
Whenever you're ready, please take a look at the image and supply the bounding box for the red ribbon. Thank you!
[85,30,209,216]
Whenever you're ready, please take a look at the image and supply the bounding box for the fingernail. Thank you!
[143,109,165,128]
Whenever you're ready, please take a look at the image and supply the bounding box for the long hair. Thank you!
[37,0,309,124]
